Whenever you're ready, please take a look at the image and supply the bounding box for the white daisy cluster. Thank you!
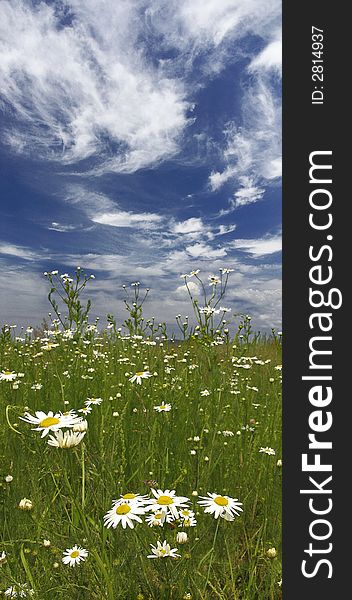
[19,393,106,448]
[4,583,35,597]
[103,487,242,535]
[20,409,87,448]
[104,493,148,529]
[103,489,190,530]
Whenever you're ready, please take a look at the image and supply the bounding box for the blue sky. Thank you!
[0,0,281,331]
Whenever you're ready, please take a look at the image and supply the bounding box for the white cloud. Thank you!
[0,243,281,330]
[185,242,227,259]
[249,37,282,74]
[231,234,281,257]
[0,1,282,331]
[215,224,237,236]
[0,0,281,176]
[234,177,265,206]
[0,243,39,261]
[0,267,48,324]
[207,15,281,208]
[65,186,163,228]
[211,75,281,209]
[172,218,205,235]
[92,210,162,228]
[229,78,281,175]
[0,0,190,173]
[175,280,199,297]
[48,222,78,232]
[209,167,236,191]
[148,0,280,52]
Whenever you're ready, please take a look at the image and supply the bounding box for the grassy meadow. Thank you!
[0,270,282,599]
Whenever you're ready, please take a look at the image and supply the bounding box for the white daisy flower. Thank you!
[181,515,197,527]
[0,370,17,382]
[129,371,152,385]
[147,540,180,559]
[145,489,190,520]
[103,502,146,529]
[198,493,243,520]
[20,410,82,438]
[219,268,234,274]
[154,403,172,412]
[78,406,92,415]
[18,498,33,511]
[85,397,103,407]
[199,306,216,315]
[62,545,88,567]
[178,508,197,527]
[47,430,86,448]
[208,275,221,286]
[72,419,88,433]
[112,492,148,507]
[145,511,171,527]
[259,447,276,456]
[179,508,195,519]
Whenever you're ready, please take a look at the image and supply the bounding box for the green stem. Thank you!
[81,442,86,510]
[203,518,220,595]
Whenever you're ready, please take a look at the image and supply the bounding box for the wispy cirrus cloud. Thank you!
[64,186,162,229]
[209,24,281,211]
[0,243,39,261]
[0,0,190,173]
[0,0,281,176]
[210,74,281,207]
[248,34,282,74]
[91,211,162,229]
[146,0,280,59]
[48,222,81,232]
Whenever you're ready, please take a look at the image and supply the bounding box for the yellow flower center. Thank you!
[70,550,80,558]
[157,495,173,506]
[136,371,145,376]
[4,371,13,375]
[214,496,229,507]
[122,493,137,499]
[40,417,60,428]
[181,510,190,516]
[116,504,131,515]
[154,512,162,519]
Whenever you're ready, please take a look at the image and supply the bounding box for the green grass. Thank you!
[0,331,282,599]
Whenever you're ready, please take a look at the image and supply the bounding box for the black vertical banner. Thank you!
[283,0,349,597]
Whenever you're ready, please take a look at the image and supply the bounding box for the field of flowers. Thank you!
[0,270,281,599]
